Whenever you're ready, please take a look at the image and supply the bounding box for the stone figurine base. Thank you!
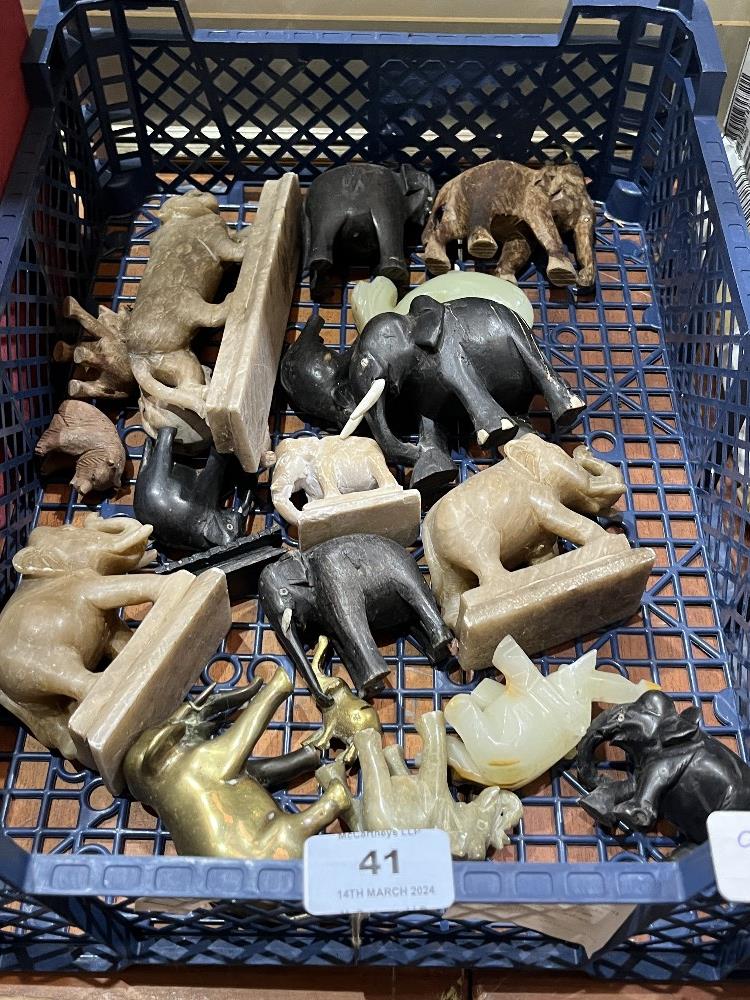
[207,173,301,472]
[69,568,231,793]
[455,536,655,670]
[296,488,421,550]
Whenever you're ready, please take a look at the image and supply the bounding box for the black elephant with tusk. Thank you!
[258,533,456,705]
[281,297,585,493]
[576,689,750,842]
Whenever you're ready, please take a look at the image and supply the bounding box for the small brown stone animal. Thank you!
[422,160,596,288]
[35,400,126,496]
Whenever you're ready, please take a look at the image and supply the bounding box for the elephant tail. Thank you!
[421,504,444,602]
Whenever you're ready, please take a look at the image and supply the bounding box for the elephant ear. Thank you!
[409,295,444,351]
[399,163,423,195]
[12,544,67,578]
[661,705,701,746]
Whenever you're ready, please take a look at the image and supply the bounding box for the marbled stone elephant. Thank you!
[422,160,596,287]
[422,435,625,627]
[269,434,399,526]
[0,515,162,757]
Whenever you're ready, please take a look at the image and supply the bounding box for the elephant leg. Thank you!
[369,454,398,490]
[573,218,596,289]
[214,234,248,264]
[423,232,452,275]
[46,648,100,704]
[316,458,342,497]
[192,448,229,507]
[84,575,170,611]
[372,212,409,291]
[442,355,519,448]
[411,417,456,497]
[580,777,636,825]
[612,761,675,831]
[531,496,605,547]
[504,314,584,430]
[290,781,351,837]
[326,594,390,697]
[307,210,341,300]
[521,194,576,286]
[393,565,454,666]
[179,289,233,329]
[495,236,532,283]
[355,729,396,827]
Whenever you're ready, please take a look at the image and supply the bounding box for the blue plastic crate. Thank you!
[1,0,750,980]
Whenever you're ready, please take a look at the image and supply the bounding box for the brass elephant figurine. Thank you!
[124,667,352,859]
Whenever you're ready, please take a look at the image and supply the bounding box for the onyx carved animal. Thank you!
[281,297,585,492]
[303,163,435,301]
[258,533,455,705]
[422,160,596,287]
[577,690,750,842]
[133,426,248,551]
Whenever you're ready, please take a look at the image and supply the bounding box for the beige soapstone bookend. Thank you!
[270,433,421,549]
[445,636,659,788]
[0,515,230,791]
[422,435,654,667]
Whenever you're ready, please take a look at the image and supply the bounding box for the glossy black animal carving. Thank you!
[134,426,248,551]
[577,690,750,843]
[303,163,436,301]
[281,298,584,492]
[258,533,455,705]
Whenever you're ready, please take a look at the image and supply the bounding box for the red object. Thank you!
[0,0,29,197]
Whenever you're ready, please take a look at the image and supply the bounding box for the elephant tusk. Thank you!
[340,379,386,439]
[281,607,293,635]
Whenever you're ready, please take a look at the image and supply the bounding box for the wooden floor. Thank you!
[0,967,746,998]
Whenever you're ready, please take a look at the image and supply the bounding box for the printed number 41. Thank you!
[359,849,399,876]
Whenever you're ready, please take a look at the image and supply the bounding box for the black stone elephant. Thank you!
[257,533,455,705]
[281,296,585,493]
[576,690,750,843]
[303,163,436,301]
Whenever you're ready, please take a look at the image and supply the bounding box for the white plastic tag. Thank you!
[303,828,455,915]
[707,811,750,902]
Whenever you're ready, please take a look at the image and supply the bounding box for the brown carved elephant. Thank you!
[421,160,596,287]
[421,435,625,627]
[35,400,126,496]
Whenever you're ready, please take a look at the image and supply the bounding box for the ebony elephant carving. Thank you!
[577,690,750,842]
[258,533,455,704]
[133,426,249,551]
[303,163,435,301]
[281,297,585,492]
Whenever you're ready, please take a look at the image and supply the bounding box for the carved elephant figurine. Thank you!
[281,298,584,494]
[422,435,626,628]
[35,400,126,496]
[422,160,596,287]
[258,533,455,705]
[269,433,399,526]
[317,711,523,859]
[577,690,750,842]
[134,426,248,551]
[0,515,163,757]
[124,668,352,859]
[304,162,436,301]
[60,191,247,446]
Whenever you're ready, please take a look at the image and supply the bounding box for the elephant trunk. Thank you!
[273,610,334,709]
[366,392,420,466]
[576,705,620,790]
[280,314,355,430]
[573,446,624,504]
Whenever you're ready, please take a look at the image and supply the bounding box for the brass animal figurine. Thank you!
[422,435,654,666]
[35,400,126,496]
[301,636,382,763]
[422,160,596,287]
[270,434,420,548]
[318,711,522,860]
[0,515,158,757]
[60,191,247,446]
[124,668,352,859]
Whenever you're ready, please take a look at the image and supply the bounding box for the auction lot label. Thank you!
[304,828,455,915]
